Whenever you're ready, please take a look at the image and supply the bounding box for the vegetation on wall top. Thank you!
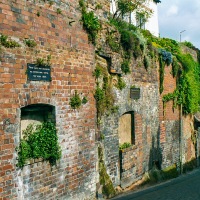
[79,0,101,45]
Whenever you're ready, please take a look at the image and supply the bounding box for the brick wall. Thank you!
[98,49,160,188]
[159,64,180,168]
[0,1,97,199]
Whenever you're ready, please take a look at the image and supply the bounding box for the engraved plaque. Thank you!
[130,88,140,99]
[27,63,51,81]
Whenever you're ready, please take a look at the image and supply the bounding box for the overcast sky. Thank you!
[157,0,200,49]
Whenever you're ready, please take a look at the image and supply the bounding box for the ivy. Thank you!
[159,55,165,94]
[16,122,61,168]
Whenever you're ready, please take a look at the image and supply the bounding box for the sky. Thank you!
[157,0,200,49]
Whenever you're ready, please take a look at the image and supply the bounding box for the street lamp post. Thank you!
[180,30,186,42]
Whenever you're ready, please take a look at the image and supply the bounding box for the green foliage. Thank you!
[56,8,62,14]
[162,92,176,103]
[95,4,103,10]
[16,122,61,168]
[0,34,21,48]
[94,85,105,101]
[93,65,102,79]
[119,142,131,150]
[94,75,115,117]
[37,11,40,17]
[176,53,193,72]
[121,59,130,74]
[142,164,178,186]
[70,90,82,109]
[79,0,101,45]
[35,55,51,67]
[106,31,120,52]
[159,55,165,94]
[98,146,116,198]
[116,76,126,90]
[172,56,180,77]
[183,158,197,173]
[113,0,151,21]
[182,41,194,49]
[143,55,150,70]
[82,96,88,104]
[24,39,37,48]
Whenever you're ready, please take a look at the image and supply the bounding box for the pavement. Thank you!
[112,168,200,200]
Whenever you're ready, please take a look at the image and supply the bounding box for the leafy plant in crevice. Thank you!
[70,90,82,109]
[82,96,88,104]
[24,39,37,48]
[35,55,51,67]
[16,122,61,168]
[121,59,130,74]
[0,34,21,48]
[94,71,116,118]
[106,30,120,52]
[116,76,126,90]
[79,0,101,45]
[56,8,62,15]
[93,65,102,80]
[143,55,150,70]
[119,142,131,150]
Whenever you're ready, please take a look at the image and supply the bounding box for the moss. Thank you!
[183,158,197,173]
[142,164,178,185]
[98,146,116,198]
[162,164,179,180]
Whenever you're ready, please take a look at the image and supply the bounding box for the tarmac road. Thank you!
[112,169,200,200]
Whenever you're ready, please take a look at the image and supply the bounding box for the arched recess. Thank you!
[20,104,55,137]
[118,111,135,145]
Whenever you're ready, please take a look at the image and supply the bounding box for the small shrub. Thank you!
[70,91,82,109]
[121,59,130,74]
[24,39,37,48]
[82,96,88,104]
[79,0,101,45]
[16,122,61,168]
[0,34,21,48]
[35,56,51,67]
[119,142,131,150]
[93,66,102,79]
[56,8,62,14]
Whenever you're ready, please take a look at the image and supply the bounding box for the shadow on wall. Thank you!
[148,128,162,170]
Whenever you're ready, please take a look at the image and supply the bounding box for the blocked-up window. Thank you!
[118,111,135,145]
[21,104,55,137]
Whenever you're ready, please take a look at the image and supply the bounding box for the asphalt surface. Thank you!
[112,169,200,200]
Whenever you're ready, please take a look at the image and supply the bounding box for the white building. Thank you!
[110,0,160,37]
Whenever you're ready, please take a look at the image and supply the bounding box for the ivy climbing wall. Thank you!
[0,0,97,199]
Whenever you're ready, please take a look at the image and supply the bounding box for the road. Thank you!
[112,169,200,200]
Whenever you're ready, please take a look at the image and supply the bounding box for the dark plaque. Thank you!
[130,88,140,99]
[27,63,51,81]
